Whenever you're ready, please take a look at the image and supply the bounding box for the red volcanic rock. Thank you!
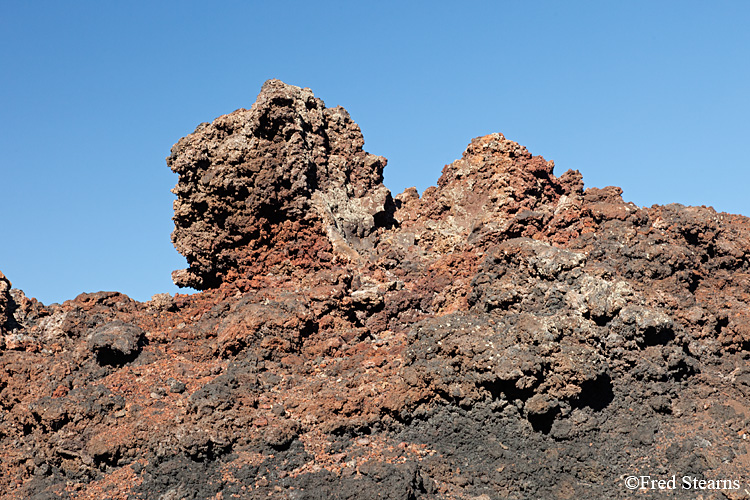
[3,81,750,499]
[392,133,585,259]
[169,79,393,289]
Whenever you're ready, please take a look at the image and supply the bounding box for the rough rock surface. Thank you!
[86,321,146,367]
[169,79,393,290]
[0,271,11,331]
[3,80,750,499]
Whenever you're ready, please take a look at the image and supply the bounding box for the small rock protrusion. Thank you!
[0,270,12,336]
[167,378,187,394]
[148,293,177,312]
[86,321,146,366]
[263,419,300,450]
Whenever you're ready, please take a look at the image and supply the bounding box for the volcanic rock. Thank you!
[0,270,10,332]
[86,321,145,366]
[3,80,750,499]
[169,79,393,289]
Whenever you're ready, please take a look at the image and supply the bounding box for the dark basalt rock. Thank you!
[0,270,11,337]
[86,320,145,366]
[3,81,750,499]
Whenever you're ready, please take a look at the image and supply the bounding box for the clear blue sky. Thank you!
[1,1,748,305]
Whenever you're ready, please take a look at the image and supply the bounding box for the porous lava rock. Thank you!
[86,321,145,366]
[3,80,750,499]
[0,270,11,332]
[169,79,393,289]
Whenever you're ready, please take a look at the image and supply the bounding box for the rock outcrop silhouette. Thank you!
[2,80,750,499]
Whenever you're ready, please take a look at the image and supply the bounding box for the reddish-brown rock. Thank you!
[3,80,750,499]
[169,79,393,289]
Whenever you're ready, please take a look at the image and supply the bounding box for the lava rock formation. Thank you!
[2,80,750,499]
[169,79,393,290]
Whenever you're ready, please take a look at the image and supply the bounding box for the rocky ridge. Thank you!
[2,80,750,499]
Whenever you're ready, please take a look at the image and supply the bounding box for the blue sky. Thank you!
[1,1,748,305]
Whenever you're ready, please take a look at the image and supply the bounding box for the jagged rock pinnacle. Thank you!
[169,79,394,289]
[0,271,11,336]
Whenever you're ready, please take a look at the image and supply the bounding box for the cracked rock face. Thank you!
[4,81,750,499]
[169,79,393,289]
